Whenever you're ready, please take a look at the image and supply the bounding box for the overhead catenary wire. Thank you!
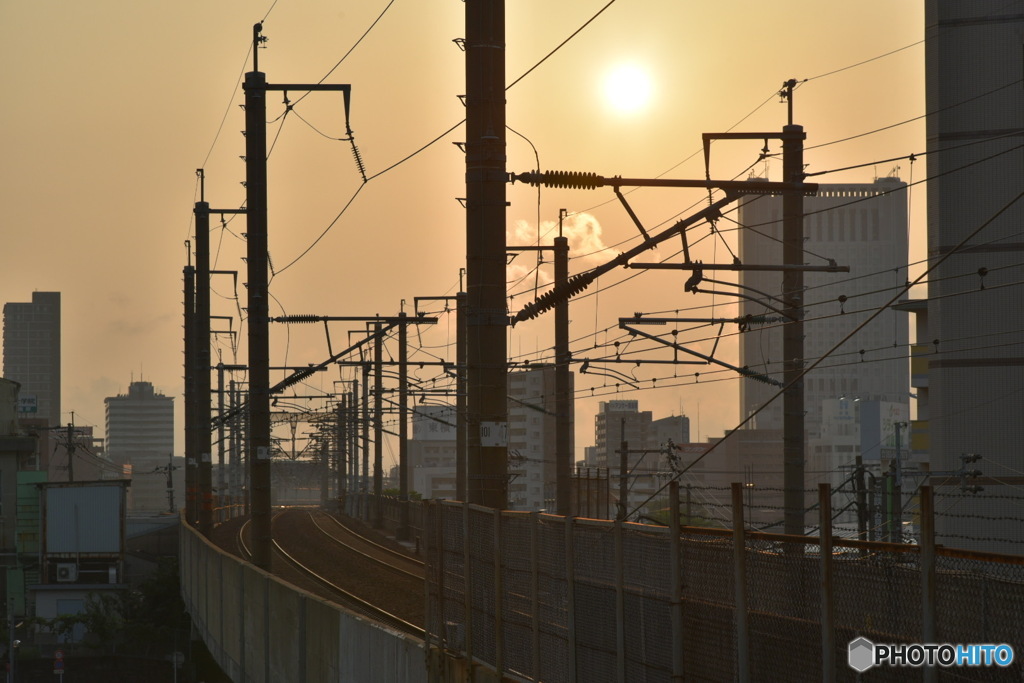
[624,186,1024,520]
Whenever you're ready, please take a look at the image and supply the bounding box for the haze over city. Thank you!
[1,1,924,471]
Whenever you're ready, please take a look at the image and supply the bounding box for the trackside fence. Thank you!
[422,484,1024,682]
[180,515,428,683]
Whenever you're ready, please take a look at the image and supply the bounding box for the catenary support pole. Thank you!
[373,322,384,528]
[669,481,684,681]
[398,311,410,539]
[465,0,508,509]
[554,231,572,515]
[781,100,807,539]
[194,191,213,535]
[732,483,750,682]
[243,30,272,570]
[456,291,467,501]
[183,265,196,523]
[818,483,835,682]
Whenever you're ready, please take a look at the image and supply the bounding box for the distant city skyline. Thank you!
[0,2,926,469]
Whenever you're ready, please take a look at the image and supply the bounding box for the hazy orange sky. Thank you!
[0,1,925,474]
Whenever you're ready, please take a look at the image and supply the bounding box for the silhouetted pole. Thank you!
[183,264,197,523]
[244,25,272,570]
[373,322,384,528]
[337,396,347,507]
[66,422,76,483]
[781,81,807,539]
[362,362,371,520]
[617,422,628,521]
[456,291,467,501]
[465,0,508,509]
[194,186,213,535]
[216,363,226,517]
[398,311,410,539]
[554,228,572,515]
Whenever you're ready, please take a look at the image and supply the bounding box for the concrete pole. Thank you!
[782,113,807,539]
[373,322,384,528]
[465,0,508,509]
[183,265,196,523]
[194,197,213,535]
[456,291,467,501]
[243,29,272,570]
[554,232,572,515]
[399,312,410,539]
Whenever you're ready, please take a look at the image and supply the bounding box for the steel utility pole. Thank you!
[465,0,508,509]
[243,22,352,570]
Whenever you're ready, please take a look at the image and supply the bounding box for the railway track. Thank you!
[306,510,425,581]
[233,509,425,639]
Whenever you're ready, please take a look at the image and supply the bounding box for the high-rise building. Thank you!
[649,414,690,450]
[508,365,571,511]
[3,292,61,427]
[591,400,652,470]
[738,180,910,448]
[924,3,1024,552]
[408,365,573,511]
[105,381,177,514]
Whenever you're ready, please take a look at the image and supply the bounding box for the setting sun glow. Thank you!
[603,63,653,113]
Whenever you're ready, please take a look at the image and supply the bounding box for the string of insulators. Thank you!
[738,365,784,386]
[276,367,318,391]
[349,134,367,183]
[509,170,604,190]
[274,314,321,324]
[513,271,597,324]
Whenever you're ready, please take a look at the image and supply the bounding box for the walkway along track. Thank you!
[234,509,425,639]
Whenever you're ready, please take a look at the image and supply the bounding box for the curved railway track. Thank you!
[306,510,425,581]
[233,509,425,639]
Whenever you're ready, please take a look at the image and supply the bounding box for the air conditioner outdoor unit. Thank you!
[56,563,78,583]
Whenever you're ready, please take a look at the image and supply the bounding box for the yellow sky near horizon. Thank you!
[0,1,926,470]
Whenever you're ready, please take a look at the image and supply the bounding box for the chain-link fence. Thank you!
[424,484,1024,681]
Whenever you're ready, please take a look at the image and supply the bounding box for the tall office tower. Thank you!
[925,4,1024,552]
[2,292,61,427]
[738,179,909,445]
[105,381,176,513]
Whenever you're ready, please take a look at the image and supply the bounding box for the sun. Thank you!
[603,63,653,114]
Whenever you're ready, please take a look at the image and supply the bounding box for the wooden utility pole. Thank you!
[465,0,508,509]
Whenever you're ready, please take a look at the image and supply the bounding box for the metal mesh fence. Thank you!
[424,486,1024,682]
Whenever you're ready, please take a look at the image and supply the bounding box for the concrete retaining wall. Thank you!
[180,519,428,683]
